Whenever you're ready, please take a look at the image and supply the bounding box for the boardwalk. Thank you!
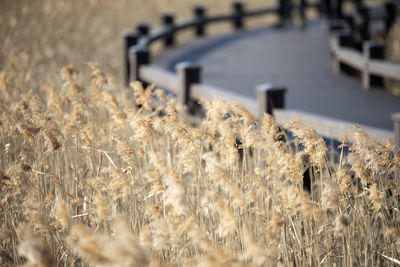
[153,20,400,131]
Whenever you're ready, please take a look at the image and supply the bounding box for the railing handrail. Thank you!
[134,7,280,50]
[137,63,394,144]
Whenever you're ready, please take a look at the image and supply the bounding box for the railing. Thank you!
[125,0,321,85]
[324,0,400,148]
[134,59,395,144]
[330,31,400,89]
[328,1,400,89]
[122,0,399,147]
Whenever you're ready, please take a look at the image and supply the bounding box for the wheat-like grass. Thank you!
[1,59,399,266]
[1,1,399,264]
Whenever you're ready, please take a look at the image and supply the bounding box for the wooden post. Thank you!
[129,47,150,84]
[123,31,138,86]
[176,62,201,107]
[233,1,244,29]
[336,30,356,75]
[354,0,363,10]
[137,23,150,38]
[343,14,355,33]
[385,2,397,33]
[338,30,353,46]
[299,0,306,28]
[194,5,207,37]
[329,19,348,32]
[287,0,293,22]
[362,41,384,89]
[323,0,332,18]
[392,113,400,181]
[162,13,175,47]
[279,0,285,24]
[335,0,343,18]
[256,84,287,117]
[358,6,370,41]
[279,0,290,25]
[317,0,323,15]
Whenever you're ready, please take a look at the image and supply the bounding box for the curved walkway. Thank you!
[153,20,400,131]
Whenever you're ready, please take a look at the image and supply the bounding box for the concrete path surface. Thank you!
[153,20,400,130]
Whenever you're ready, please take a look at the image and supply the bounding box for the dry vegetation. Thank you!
[1,59,400,266]
[1,0,400,266]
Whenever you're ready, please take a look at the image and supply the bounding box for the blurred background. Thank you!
[1,0,399,92]
[0,0,279,86]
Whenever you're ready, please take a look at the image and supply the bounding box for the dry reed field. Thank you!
[1,60,400,266]
[1,0,400,266]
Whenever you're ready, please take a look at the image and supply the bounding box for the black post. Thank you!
[335,0,343,18]
[300,0,306,28]
[233,1,244,29]
[329,19,348,32]
[123,31,138,86]
[256,84,287,116]
[162,13,175,47]
[137,23,150,38]
[323,0,332,18]
[279,0,292,26]
[354,0,363,10]
[176,62,201,113]
[385,2,397,33]
[128,47,150,84]
[337,30,353,47]
[279,0,285,25]
[287,0,293,22]
[358,6,370,41]
[315,0,323,16]
[336,30,357,75]
[362,41,384,88]
[194,5,207,37]
[343,14,355,32]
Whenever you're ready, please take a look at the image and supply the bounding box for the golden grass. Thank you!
[0,59,400,266]
[1,1,400,266]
